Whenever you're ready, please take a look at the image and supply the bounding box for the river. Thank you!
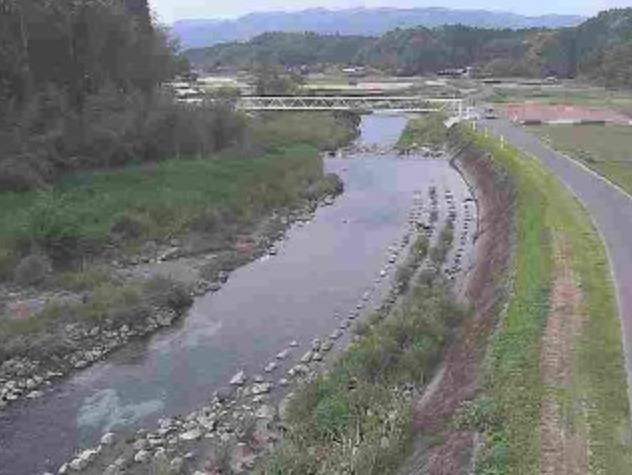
[0,115,475,475]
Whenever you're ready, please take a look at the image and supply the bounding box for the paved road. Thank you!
[481,119,632,411]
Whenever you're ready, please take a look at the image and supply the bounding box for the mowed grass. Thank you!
[532,125,632,195]
[0,144,325,261]
[462,127,632,473]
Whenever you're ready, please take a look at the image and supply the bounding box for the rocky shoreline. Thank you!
[41,174,478,475]
[0,193,340,416]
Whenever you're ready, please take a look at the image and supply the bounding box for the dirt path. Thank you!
[540,237,589,475]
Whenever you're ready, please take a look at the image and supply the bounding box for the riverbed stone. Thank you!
[180,428,202,441]
[134,450,151,464]
[300,351,313,364]
[255,404,276,420]
[275,349,290,360]
[100,432,116,446]
[133,438,149,451]
[251,382,272,395]
[230,370,246,386]
[170,457,184,472]
[263,361,278,373]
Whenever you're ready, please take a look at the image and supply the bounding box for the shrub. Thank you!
[109,212,146,240]
[143,276,193,312]
[20,193,84,259]
[313,395,351,440]
[13,254,52,286]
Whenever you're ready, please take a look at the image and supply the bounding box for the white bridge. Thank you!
[236,96,465,116]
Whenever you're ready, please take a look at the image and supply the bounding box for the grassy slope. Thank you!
[257,230,463,475]
[462,128,632,473]
[396,114,447,151]
[532,125,632,195]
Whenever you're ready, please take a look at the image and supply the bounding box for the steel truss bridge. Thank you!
[236,96,465,116]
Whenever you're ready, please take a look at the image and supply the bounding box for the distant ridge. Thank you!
[172,7,585,49]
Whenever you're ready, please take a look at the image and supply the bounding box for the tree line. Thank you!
[186,8,632,88]
[0,0,244,193]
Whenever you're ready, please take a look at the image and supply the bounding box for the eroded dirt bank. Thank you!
[398,128,517,474]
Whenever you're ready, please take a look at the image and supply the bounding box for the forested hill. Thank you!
[173,7,584,49]
[185,33,374,68]
[186,8,632,88]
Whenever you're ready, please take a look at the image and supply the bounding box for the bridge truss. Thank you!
[236,96,464,116]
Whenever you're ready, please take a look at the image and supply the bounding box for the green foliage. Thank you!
[143,276,193,312]
[395,234,429,292]
[0,144,338,271]
[257,237,465,474]
[533,125,632,196]
[254,66,304,96]
[252,112,360,152]
[185,10,632,87]
[185,32,373,69]
[397,114,448,150]
[456,126,632,474]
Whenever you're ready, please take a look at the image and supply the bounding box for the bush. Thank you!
[143,276,193,312]
[109,212,147,240]
[13,254,52,286]
[20,193,85,259]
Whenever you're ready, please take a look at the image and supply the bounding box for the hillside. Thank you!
[186,9,632,88]
[172,7,584,49]
[185,32,374,69]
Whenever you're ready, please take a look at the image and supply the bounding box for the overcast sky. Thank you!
[150,0,632,23]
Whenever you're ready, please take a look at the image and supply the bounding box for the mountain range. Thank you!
[172,7,585,49]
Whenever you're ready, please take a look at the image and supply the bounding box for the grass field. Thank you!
[396,114,447,151]
[460,127,632,474]
[0,144,332,268]
[532,125,632,195]
[489,85,632,117]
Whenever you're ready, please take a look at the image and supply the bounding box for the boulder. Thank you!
[100,432,116,446]
[251,383,272,395]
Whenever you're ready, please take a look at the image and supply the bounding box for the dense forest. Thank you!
[0,0,244,193]
[186,8,632,87]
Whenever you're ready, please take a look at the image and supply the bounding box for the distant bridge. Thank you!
[236,96,465,116]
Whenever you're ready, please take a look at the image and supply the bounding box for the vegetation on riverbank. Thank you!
[256,224,465,474]
[532,125,632,195]
[396,114,448,152]
[456,127,632,473]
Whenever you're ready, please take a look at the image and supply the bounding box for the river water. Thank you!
[0,115,475,475]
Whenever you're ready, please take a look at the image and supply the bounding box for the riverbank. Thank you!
[64,212,461,475]
[451,126,632,473]
[0,114,354,412]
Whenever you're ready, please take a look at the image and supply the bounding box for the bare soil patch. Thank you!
[498,103,632,125]
[540,237,589,475]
